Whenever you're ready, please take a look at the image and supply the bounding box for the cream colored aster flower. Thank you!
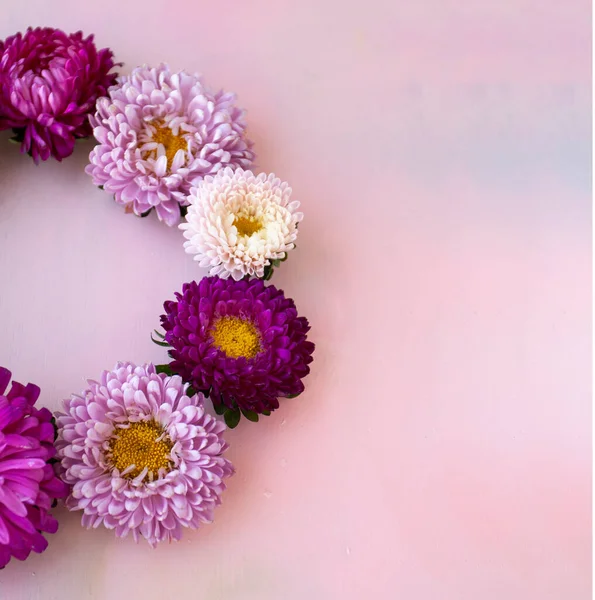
[180,167,303,280]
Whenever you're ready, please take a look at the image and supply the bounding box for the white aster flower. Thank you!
[180,167,303,280]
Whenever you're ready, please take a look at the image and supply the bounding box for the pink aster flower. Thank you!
[55,362,233,546]
[86,64,255,226]
[0,27,118,162]
[0,367,68,569]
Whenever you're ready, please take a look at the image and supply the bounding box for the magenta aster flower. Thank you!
[55,362,233,547]
[0,27,118,162]
[86,64,255,226]
[0,367,68,569]
[159,277,315,426]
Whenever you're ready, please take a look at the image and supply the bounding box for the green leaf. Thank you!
[224,408,241,429]
[155,364,174,376]
[241,408,259,422]
[98,185,104,190]
[50,415,59,441]
[271,253,288,269]
[185,386,197,397]
[213,402,226,415]
[140,209,152,218]
[151,334,170,347]
[262,263,275,281]
[152,329,166,339]
[285,393,301,399]
[261,409,271,416]
[10,127,25,143]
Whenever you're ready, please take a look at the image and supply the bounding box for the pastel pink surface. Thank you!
[0,1,590,599]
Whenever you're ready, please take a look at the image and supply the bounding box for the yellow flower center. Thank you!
[211,316,262,359]
[234,215,263,237]
[149,122,187,169]
[109,421,172,479]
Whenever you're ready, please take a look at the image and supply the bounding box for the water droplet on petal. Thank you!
[263,489,273,498]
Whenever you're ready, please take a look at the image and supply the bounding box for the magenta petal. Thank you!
[0,483,27,517]
[0,458,45,473]
[2,433,39,450]
[0,516,10,545]
[4,510,39,535]
[0,403,18,429]
[42,476,68,498]
[29,531,49,554]
[0,546,11,568]
[37,512,59,535]
[0,369,11,396]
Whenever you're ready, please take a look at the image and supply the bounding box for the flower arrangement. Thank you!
[0,27,315,566]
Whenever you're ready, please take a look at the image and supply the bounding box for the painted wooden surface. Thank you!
[0,1,590,598]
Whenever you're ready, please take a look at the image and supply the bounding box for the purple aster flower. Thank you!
[159,277,315,425]
[0,27,118,162]
[55,362,233,547]
[86,64,255,226]
[0,367,68,569]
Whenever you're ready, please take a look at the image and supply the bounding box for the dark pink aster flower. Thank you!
[159,277,315,426]
[0,367,68,569]
[0,27,118,162]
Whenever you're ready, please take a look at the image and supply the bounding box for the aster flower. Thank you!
[55,362,233,547]
[86,64,255,227]
[0,367,68,569]
[158,277,315,426]
[0,27,118,162]
[180,168,302,280]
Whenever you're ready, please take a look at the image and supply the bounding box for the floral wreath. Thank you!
[0,27,315,564]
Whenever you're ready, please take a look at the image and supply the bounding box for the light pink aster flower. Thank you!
[55,362,234,546]
[86,64,255,226]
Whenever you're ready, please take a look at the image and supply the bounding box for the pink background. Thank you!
[0,1,591,598]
